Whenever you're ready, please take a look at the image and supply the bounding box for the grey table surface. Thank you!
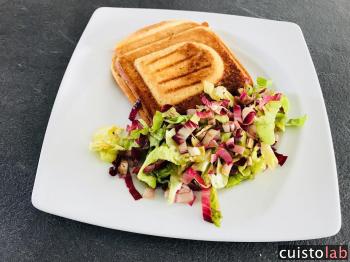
[1,0,349,261]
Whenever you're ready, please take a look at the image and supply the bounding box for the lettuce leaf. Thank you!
[203,81,234,106]
[167,166,183,203]
[210,187,222,227]
[162,107,189,124]
[192,151,211,173]
[254,100,281,145]
[151,111,164,132]
[210,159,229,189]
[281,95,290,113]
[256,76,272,88]
[275,112,287,132]
[215,115,229,123]
[286,115,307,127]
[261,142,278,170]
[89,126,125,162]
[137,144,184,188]
[226,173,248,188]
[155,163,177,183]
[221,132,231,142]
[129,120,149,139]
[165,128,177,148]
[149,126,166,148]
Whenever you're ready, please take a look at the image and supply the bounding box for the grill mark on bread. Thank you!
[153,53,197,73]
[145,49,179,65]
[164,80,202,94]
[157,64,211,84]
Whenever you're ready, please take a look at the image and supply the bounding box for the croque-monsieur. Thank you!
[111,20,252,123]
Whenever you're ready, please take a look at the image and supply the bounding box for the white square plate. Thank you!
[32,7,341,241]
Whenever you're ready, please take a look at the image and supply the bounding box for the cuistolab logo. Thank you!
[278,245,348,260]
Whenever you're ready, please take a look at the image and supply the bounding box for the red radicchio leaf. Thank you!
[182,167,209,189]
[220,99,230,108]
[200,95,226,114]
[225,137,235,149]
[240,91,247,101]
[241,107,256,125]
[201,188,213,223]
[200,94,212,107]
[130,147,144,161]
[124,172,142,200]
[178,142,188,154]
[259,93,282,108]
[126,120,142,133]
[234,128,243,139]
[175,184,195,205]
[210,153,218,163]
[128,99,141,121]
[233,105,243,123]
[274,151,288,166]
[131,166,140,174]
[202,129,220,147]
[196,110,214,119]
[143,160,166,173]
[234,157,247,166]
[232,144,245,155]
[216,147,233,164]
[135,135,149,148]
[243,111,256,125]
[172,120,198,144]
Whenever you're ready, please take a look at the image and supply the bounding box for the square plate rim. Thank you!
[31,7,341,242]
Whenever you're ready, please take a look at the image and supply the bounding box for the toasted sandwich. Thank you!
[112,20,252,122]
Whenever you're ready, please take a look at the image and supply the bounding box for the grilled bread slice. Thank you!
[112,20,252,121]
[134,42,225,108]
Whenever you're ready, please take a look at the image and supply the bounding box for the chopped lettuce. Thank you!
[155,163,178,183]
[215,114,229,123]
[226,173,248,188]
[257,76,272,88]
[89,126,125,162]
[192,151,211,173]
[275,112,287,132]
[167,166,183,203]
[137,144,184,188]
[260,142,278,170]
[203,81,234,106]
[210,159,229,189]
[210,187,222,227]
[129,120,149,139]
[286,115,307,127]
[221,132,231,142]
[162,107,189,124]
[165,128,177,149]
[254,100,281,145]
[189,146,206,163]
[281,95,290,113]
[151,111,164,132]
[149,126,166,147]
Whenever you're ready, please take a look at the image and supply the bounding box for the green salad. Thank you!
[90,77,306,226]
